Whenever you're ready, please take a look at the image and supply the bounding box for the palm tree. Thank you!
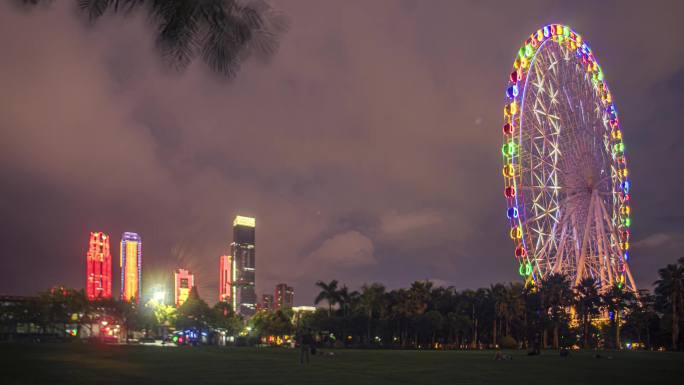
[603,283,636,349]
[504,283,524,335]
[488,283,507,346]
[314,280,339,316]
[461,288,486,348]
[388,289,412,347]
[447,311,472,348]
[522,283,542,350]
[336,285,359,317]
[539,273,572,349]
[407,281,433,316]
[360,283,386,344]
[654,262,684,350]
[574,277,602,348]
[22,0,287,77]
[625,289,656,349]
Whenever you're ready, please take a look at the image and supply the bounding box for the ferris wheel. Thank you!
[502,24,636,292]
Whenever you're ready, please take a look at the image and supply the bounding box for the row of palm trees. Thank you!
[308,258,684,350]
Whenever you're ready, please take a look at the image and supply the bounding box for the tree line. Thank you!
[2,258,682,350]
[302,258,684,350]
[0,286,242,342]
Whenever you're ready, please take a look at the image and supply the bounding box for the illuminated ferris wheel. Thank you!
[502,24,636,292]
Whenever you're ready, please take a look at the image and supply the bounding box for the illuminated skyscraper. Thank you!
[219,255,232,303]
[174,268,194,307]
[231,215,256,316]
[274,283,294,310]
[120,232,142,303]
[86,232,112,300]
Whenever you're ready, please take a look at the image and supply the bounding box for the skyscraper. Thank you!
[219,255,232,303]
[86,231,112,300]
[230,215,256,316]
[174,268,194,307]
[120,232,142,303]
[274,283,294,310]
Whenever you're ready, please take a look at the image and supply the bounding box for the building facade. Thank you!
[219,255,231,303]
[261,294,274,311]
[120,232,142,303]
[86,231,112,300]
[230,215,256,316]
[274,283,294,310]
[174,269,194,307]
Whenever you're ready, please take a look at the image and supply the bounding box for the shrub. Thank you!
[500,335,518,349]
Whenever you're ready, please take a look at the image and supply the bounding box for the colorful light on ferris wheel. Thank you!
[503,164,515,177]
[506,85,519,98]
[510,226,523,240]
[501,141,516,157]
[514,245,527,258]
[507,207,518,219]
[504,186,516,198]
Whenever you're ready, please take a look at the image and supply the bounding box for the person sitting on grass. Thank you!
[494,350,512,360]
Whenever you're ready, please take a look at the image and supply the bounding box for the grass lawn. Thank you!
[2,343,683,385]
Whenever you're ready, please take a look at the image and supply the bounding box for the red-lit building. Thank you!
[219,255,232,303]
[174,269,194,307]
[86,232,112,301]
[274,283,294,310]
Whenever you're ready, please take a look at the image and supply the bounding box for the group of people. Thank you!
[296,328,337,364]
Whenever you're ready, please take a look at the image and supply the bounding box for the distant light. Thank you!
[153,291,166,303]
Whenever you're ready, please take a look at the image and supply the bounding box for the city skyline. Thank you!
[1,1,683,305]
[79,217,301,308]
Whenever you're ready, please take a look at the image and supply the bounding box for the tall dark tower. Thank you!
[231,215,256,316]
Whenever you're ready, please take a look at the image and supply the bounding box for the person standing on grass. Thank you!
[299,328,314,364]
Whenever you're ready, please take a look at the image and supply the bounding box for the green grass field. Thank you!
[2,343,683,385]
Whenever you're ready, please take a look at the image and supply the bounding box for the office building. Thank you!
[120,232,142,303]
[219,255,231,303]
[174,268,194,307]
[230,215,256,316]
[261,294,274,311]
[274,283,294,310]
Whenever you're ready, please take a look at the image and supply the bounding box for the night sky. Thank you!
[1,1,682,305]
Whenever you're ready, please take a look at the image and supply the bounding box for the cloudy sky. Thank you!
[1,0,682,305]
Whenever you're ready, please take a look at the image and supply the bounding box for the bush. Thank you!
[500,336,518,349]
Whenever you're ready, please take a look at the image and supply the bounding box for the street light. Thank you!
[153,290,166,304]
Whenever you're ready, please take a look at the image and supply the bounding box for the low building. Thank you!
[174,269,195,307]
[274,283,294,310]
[261,294,274,311]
